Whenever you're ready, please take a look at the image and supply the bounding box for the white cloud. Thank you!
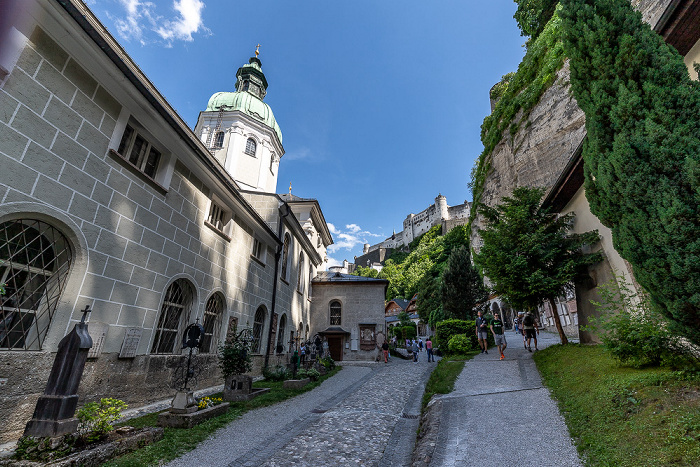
[156,0,209,44]
[327,223,384,255]
[284,147,312,161]
[111,0,209,46]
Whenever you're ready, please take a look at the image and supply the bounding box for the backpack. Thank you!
[523,313,534,327]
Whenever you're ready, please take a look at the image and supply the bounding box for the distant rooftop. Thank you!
[313,271,388,284]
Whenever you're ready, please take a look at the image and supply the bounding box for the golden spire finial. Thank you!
[289,182,292,194]
[255,44,261,58]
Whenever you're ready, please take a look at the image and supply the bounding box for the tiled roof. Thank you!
[313,271,389,283]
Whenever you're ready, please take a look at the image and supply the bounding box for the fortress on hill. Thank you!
[349,195,470,270]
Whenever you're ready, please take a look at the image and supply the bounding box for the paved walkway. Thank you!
[429,330,582,466]
[168,355,434,467]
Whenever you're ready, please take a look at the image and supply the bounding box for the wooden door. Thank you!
[328,337,343,361]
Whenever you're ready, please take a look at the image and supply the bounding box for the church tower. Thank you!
[195,49,283,193]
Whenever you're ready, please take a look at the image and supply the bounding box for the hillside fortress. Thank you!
[365,194,469,254]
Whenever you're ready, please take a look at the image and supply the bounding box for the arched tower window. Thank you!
[0,219,73,350]
[329,300,341,326]
[297,253,305,293]
[252,306,266,353]
[201,293,224,353]
[276,314,287,353]
[214,131,225,148]
[244,138,257,156]
[152,279,195,354]
[280,233,290,281]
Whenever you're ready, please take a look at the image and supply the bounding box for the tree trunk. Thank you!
[548,297,569,345]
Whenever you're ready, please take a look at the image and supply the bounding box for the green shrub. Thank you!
[320,356,335,371]
[262,364,290,382]
[76,398,127,443]
[305,368,321,381]
[435,319,472,348]
[448,334,474,355]
[588,278,694,368]
[218,333,252,377]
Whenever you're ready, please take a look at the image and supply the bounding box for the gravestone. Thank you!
[118,327,142,359]
[24,306,93,438]
[87,322,108,359]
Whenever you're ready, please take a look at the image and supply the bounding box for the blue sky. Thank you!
[87,0,525,266]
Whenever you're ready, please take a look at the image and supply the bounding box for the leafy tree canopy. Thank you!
[441,245,489,320]
[474,186,601,343]
[514,0,559,39]
[560,0,700,346]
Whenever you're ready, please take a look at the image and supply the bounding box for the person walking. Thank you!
[412,339,420,362]
[300,343,306,364]
[382,341,390,363]
[522,310,539,352]
[490,312,507,360]
[425,337,435,362]
[518,312,527,348]
[476,310,489,354]
[419,338,423,352]
[513,315,520,334]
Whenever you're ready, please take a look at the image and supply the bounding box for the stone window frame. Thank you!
[200,292,225,353]
[307,264,313,301]
[117,121,163,181]
[244,138,257,157]
[329,300,341,326]
[280,233,291,282]
[296,253,305,295]
[251,237,266,265]
[214,131,225,149]
[151,279,196,354]
[276,313,287,353]
[251,305,267,354]
[204,197,232,241]
[0,219,73,351]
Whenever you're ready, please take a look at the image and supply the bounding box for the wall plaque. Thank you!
[118,327,142,359]
[86,322,108,359]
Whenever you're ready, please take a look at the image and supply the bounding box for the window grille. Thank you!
[308,264,313,298]
[214,131,225,148]
[207,202,226,231]
[0,219,72,350]
[117,123,162,179]
[251,307,266,353]
[329,301,341,326]
[252,238,264,261]
[200,293,224,353]
[244,138,256,156]
[151,279,194,354]
[297,253,305,293]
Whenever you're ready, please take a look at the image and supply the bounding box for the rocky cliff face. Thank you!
[470,0,672,249]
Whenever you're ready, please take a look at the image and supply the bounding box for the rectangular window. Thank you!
[207,202,226,231]
[252,238,265,263]
[117,123,162,179]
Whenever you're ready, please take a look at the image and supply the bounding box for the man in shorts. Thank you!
[490,312,507,360]
[475,310,489,354]
[522,310,539,352]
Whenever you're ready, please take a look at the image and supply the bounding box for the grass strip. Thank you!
[534,345,700,466]
[104,366,341,466]
[421,352,477,412]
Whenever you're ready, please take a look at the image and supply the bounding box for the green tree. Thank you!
[513,0,559,39]
[441,246,489,320]
[560,0,700,346]
[474,186,601,344]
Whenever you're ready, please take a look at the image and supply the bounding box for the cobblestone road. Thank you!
[428,331,582,467]
[167,356,434,467]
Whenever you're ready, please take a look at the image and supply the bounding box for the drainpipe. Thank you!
[264,201,290,370]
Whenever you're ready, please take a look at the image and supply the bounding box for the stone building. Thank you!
[0,0,332,443]
[471,0,698,342]
[309,272,388,361]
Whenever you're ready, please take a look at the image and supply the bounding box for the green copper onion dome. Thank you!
[206,55,282,144]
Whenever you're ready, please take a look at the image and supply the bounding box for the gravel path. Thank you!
[167,356,434,467]
[429,331,582,466]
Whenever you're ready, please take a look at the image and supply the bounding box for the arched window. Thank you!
[252,306,266,353]
[214,131,224,148]
[297,253,305,293]
[276,314,287,353]
[152,279,195,354]
[0,219,72,350]
[308,264,314,298]
[329,300,341,326]
[201,293,224,353]
[280,233,290,281]
[244,138,256,156]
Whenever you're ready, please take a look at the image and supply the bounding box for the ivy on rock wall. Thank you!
[470,7,566,220]
[560,0,700,345]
